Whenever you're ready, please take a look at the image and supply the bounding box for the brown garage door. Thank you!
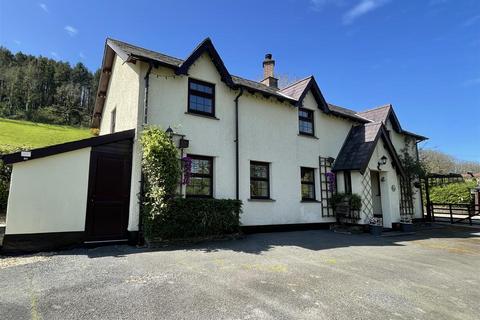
[85,140,132,242]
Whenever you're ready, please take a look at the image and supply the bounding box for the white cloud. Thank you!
[39,3,48,13]
[343,0,391,25]
[462,77,480,87]
[310,0,345,11]
[463,14,480,27]
[64,25,78,36]
[79,52,86,59]
[50,51,58,58]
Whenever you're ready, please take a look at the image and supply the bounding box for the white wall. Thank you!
[99,55,141,135]
[6,148,91,234]
[104,49,420,228]
[133,54,357,226]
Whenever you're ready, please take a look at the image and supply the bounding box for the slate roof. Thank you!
[279,76,312,100]
[95,38,426,141]
[332,123,383,173]
[327,103,370,123]
[357,104,392,123]
[107,38,295,102]
[357,104,427,140]
[108,38,183,67]
[332,122,406,177]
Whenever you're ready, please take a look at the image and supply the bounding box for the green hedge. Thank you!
[430,181,477,204]
[144,198,242,241]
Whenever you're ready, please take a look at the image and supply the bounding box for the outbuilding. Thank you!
[2,130,136,252]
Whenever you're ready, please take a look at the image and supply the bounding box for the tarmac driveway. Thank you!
[1,225,479,320]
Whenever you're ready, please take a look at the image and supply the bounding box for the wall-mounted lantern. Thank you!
[165,126,174,139]
[377,155,388,170]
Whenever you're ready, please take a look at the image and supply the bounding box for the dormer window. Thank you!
[299,108,314,136]
[188,78,215,117]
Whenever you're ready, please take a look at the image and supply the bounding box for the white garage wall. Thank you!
[5,148,91,235]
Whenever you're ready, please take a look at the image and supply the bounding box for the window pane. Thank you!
[302,184,315,199]
[251,164,268,178]
[191,158,211,174]
[301,168,314,183]
[186,177,211,196]
[250,180,269,197]
[299,120,313,134]
[189,94,213,114]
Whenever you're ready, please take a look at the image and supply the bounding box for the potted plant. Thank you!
[400,215,414,232]
[331,193,363,226]
[331,193,349,225]
[369,217,383,236]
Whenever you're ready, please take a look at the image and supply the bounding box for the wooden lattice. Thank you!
[400,177,414,218]
[319,157,335,217]
[361,169,374,223]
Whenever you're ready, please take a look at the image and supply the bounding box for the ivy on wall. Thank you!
[140,127,181,219]
[140,127,242,241]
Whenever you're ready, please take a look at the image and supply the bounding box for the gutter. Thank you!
[139,61,154,246]
[143,62,154,125]
[234,87,244,200]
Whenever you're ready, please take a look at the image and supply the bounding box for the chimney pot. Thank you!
[261,53,278,89]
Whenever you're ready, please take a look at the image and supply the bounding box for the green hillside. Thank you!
[0,118,92,151]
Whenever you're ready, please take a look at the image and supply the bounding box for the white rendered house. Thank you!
[2,38,426,251]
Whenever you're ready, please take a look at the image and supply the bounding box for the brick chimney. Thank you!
[261,53,278,89]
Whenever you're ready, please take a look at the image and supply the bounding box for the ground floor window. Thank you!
[186,155,213,198]
[301,167,316,201]
[250,161,270,199]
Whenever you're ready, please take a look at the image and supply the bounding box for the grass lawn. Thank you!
[0,118,92,151]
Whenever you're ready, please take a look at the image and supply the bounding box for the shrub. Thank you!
[139,127,242,241]
[331,192,362,210]
[429,181,477,204]
[144,198,242,240]
[31,106,65,125]
[140,127,181,219]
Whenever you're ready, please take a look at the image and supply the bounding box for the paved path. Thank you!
[1,225,479,320]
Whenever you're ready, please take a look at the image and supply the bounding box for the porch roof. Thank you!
[332,122,406,178]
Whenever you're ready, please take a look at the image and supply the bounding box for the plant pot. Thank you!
[369,224,383,236]
[400,222,414,233]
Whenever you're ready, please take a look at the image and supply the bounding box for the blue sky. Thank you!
[0,0,479,161]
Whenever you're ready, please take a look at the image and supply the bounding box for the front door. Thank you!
[85,141,132,241]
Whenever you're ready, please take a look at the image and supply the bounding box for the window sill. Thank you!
[248,198,276,202]
[185,112,219,120]
[301,200,321,203]
[298,133,319,139]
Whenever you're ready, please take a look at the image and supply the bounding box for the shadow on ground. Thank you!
[11,223,474,259]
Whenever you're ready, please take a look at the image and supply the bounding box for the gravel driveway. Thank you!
[1,225,479,320]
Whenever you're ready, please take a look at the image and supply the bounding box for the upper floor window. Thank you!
[188,78,215,116]
[250,161,270,199]
[186,155,213,198]
[299,108,314,136]
[301,167,316,201]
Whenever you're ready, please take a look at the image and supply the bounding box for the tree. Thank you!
[0,47,100,126]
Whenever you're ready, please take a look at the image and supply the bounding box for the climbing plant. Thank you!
[140,127,181,219]
[139,127,242,241]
